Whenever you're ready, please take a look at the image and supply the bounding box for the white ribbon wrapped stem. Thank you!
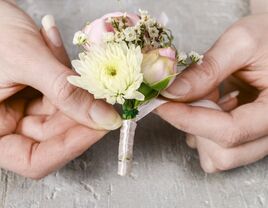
[118,98,168,176]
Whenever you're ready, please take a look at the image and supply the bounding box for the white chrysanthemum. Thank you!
[68,43,145,105]
[73,31,88,45]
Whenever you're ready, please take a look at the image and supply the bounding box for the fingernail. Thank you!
[89,100,122,130]
[218,90,240,104]
[162,79,191,99]
[189,100,222,110]
[41,15,62,47]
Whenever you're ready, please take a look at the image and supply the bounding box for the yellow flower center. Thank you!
[105,64,117,76]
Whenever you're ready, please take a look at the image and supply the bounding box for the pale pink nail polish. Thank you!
[41,15,62,47]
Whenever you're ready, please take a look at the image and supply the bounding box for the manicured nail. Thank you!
[41,15,62,47]
[186,134,197,149]
[189,100,222,110]
[89,100,122,130]
[162,79,191,99]
[218,90,240,105]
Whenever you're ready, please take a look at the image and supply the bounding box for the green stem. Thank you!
[122,100,139,120]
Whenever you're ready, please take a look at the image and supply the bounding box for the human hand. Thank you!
[0,0,121,130]
[0,0,121,179]
[156,13,268,172]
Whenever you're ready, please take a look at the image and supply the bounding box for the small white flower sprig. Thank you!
[177,51,204,66]
[105,9,174,50]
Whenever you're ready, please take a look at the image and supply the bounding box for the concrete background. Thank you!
[2,0,266,208]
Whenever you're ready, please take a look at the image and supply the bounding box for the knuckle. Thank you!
[227,24,256,50]
[52,71,79,105]
[196,55,221,84]
[216,125,245,148]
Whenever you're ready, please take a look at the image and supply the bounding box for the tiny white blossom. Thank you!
[145,19,156,28]
[73,31,88,45]
[134,24,142,35]
[103,32,115,42]
[118,21,125,29]
[139,9,150,22]
[189,51,204,65]
[114,32,125,42]
[139,9,149,17]
[148,27,159,38]
[177,51,187,63]
[123,27,137,42]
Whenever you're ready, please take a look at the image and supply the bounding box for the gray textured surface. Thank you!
[2,0,265,208]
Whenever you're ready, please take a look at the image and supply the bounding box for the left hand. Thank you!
[156,14,268,172]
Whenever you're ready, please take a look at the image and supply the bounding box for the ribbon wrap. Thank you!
[118,99,168,176]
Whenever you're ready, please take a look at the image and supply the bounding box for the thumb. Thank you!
[27,15,122,130]
[162,26,254,102]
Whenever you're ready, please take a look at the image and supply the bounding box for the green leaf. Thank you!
[150,77,172,91]
[134,83,159,108]
[150,72,178,91]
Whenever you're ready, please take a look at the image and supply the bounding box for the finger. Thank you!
[0,85,25,102]
[156,99,268,147]
[41,15,70,67]
[185,93,219,150]
[218,91,239,111]
[23,17,122,130]
[251,0,268,14]
[17,111,77,142]
[26,96,57,116]
[196,133,268,172]
[202,89,220,102]
[3,0,16,5]
[185,134,197,149]
[0,99,26,136]
[186,100,220,172]
[30,14,71,116]
[196,140,218,173]
[0,126,105,179]
[162,25,254,102]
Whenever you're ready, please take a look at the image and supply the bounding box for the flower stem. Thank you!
[122,100,139,120]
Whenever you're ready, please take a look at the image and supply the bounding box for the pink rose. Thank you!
[83,12,140,45]
[141,47,177,87]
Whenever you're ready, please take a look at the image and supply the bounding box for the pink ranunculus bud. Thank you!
[141,47,177,87]
[82,12,140,46]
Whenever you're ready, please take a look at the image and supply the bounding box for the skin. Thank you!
[2,0,267,177]
[156,13,268,173]
[0,0,122,179]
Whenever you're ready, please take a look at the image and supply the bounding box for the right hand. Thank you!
[0,0,121,179]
